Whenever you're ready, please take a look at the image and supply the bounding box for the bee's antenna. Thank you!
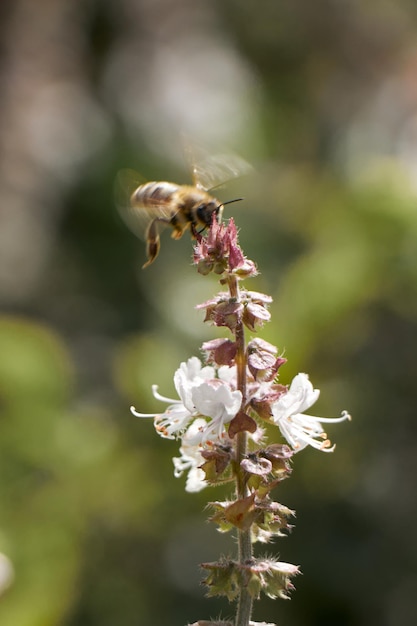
[220,197,244,208]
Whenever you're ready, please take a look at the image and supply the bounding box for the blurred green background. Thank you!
[1,1,417,625]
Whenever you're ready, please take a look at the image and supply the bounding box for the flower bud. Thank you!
[198,258,214,275]
[201,338,237,366]
[243,301,271,332]
[228,410,257,437]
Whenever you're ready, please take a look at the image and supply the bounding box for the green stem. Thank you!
[228,275,253,626]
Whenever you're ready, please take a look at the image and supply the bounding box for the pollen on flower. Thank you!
[320,439,333,450]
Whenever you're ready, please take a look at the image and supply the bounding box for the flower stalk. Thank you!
[226,274,253,626]
[130,215,351,626]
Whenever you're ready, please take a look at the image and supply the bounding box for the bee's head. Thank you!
[196,201,220,226]
[196,197,243,227]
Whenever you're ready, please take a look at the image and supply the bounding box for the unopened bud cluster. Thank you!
[194,218,257,278]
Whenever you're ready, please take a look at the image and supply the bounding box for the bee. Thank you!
[115,151,250,268]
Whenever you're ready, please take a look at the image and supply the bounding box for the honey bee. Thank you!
[115,151,250,268]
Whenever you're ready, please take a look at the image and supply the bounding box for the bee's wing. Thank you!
[114,169,174,240]
[186,144,253,191]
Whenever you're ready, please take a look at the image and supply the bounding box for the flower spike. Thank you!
[128,208,351,625]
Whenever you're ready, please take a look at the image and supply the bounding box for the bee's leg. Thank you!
[143,217,169,268]
[169,212,186,240]
[190,223,206,240]
[190,223,197,239]
[170,227,185,240]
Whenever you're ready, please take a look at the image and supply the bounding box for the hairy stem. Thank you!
[228,275,253,626]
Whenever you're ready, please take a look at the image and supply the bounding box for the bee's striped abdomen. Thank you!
[131,181,180,209]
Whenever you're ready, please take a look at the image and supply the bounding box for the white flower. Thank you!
[217,364,237,385]
[191,380,242,442]
[271,373,351,452]
[173,419,208,492]
[174,357,216,412]
[130,357,242,441]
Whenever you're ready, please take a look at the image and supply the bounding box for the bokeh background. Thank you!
[1,1,417,625]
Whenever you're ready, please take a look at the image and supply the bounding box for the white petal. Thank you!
[174,358,216,412]
[192,382,241,422]
[288,373,320,413]
[181,418,207,446]
[218,365,237,385]
[173,424,208,492]
[179,356,215,382]
[271,373,320,422]
[174,368,195,412]
[185,466,207,492]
